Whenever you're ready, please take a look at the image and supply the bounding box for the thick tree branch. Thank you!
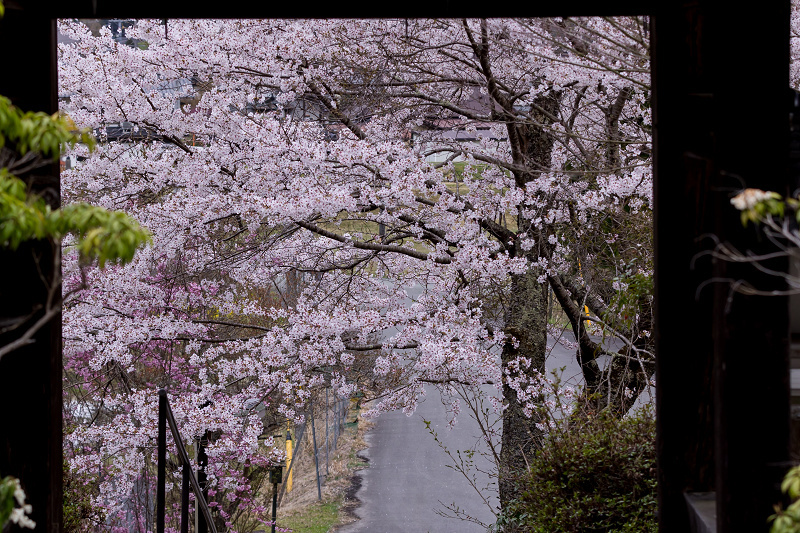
[305,80,367,140]
[294,219,452,264]
[547,273,603,387]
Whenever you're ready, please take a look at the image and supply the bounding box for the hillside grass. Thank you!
[279,500,341,533]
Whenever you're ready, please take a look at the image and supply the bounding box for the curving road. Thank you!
[338,385,498,533]
[338,335,602,533]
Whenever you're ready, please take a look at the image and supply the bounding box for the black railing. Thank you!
[157,389,219,533]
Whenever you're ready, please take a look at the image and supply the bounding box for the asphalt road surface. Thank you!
[338,385,499,533]
[338,336,603,533]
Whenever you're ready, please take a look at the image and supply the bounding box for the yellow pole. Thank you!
[285,424,293,493]
[577,260,590,326]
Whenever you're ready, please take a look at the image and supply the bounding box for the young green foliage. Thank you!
[770,466,800,533]
[0,96,149,267]
[0,475,35,529]
[0,477,16,529]
[0,96,94,159]
[729,188,791,226]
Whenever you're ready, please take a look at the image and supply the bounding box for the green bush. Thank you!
[63,460,105,532]
[502,404,657,533]
[770,465,800,532]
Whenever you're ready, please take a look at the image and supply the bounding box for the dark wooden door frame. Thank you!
[0,3,790,532]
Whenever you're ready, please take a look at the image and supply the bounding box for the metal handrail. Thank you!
[157,389,220,533]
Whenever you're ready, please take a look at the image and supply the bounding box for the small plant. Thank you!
[0,475,35,529]
[770,465,800,532]
[499,392,657,532]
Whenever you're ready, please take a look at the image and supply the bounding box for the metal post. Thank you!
[271,483,278,533]
[340,399,346,439]
[269,463,283,533]
[194,437,199,533]
[197,432,208,533]
[181,462,190,533]
[325,388,329,475]
[310,401,322,501]
[157,390,167,533]
[333,398,339,447]
[163,401,219,533]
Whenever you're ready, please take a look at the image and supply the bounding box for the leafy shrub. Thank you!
[770,465,800,532]
[502,403,657,532]
[63,460,105,532]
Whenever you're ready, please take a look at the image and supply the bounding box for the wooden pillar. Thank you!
[653,2,791,531]
[0,5,62,533]
[709,4,791,532]
[652,5,717,530]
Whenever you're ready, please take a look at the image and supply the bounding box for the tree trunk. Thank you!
[497,90,560,515]
[499,269,548,513]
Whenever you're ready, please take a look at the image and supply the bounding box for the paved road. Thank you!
[338,336,604,533]
[338,282,637,532]
[339,385,499,533]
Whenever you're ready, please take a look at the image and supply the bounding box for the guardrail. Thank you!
[157,389,219,533]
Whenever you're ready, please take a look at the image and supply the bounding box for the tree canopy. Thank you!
[58,17,652,529]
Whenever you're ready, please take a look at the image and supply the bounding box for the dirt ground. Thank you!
[277,401,374,530]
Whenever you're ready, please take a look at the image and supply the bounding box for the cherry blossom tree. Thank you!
[58,17,652,528]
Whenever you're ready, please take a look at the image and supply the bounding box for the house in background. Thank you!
[410,88,506,164]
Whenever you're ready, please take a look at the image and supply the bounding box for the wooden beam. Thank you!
[709,4,791,532]
[0,6,62,533]
[36,0,653,18]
